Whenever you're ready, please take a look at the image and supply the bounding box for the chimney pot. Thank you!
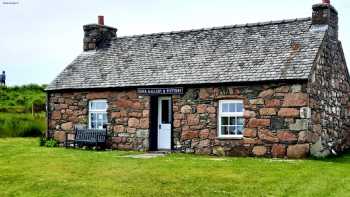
[98,16,104,25]
[312,1,338,41]
[322,0,330,5]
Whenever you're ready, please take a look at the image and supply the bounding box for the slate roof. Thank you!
[47,17,326,91]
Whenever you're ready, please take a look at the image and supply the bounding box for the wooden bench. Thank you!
[65,126,108,149]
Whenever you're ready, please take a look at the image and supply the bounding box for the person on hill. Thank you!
[0,71,6,86]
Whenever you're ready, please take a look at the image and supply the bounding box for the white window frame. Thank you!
[88,99,108,129]
[218,100,244,138]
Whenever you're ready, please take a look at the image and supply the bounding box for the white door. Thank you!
[158,97,172,150]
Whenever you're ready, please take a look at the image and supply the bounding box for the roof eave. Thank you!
[45,78,309,92]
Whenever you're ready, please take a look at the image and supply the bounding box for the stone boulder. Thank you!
[53,131,66,142]
[287,144,310,159]
[213,146,225,156]
[271,144,286,158]
[61,122,73,131]
[252,146,267,156]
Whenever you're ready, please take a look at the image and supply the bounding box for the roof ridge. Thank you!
[116,17,311,39]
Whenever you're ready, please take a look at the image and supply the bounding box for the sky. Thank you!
[0,0,349,86]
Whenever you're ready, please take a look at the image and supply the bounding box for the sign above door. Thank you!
[137,87,183,95]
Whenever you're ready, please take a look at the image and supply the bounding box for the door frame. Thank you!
[157,96,172,150]
[149,96,158,151]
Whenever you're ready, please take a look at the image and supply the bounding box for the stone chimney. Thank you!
[312,0,338,41]
[83,16,117,51]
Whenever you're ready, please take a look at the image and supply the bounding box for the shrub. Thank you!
[44,138,58,147]
[39,137,58,148]
[39,136,46,146]
[0,113,46,137]
[32,99,46,113]
[16,96,26,105]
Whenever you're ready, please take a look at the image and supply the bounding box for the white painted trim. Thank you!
[216,136,243,140]
[218,100,244,138]
[158,96,172,150]
[88,99,108,129]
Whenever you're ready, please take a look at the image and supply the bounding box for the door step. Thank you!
[122,153,166,159]
[148,150,171,154]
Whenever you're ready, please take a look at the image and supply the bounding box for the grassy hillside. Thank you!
[0,84,47,137]
[0,113,45,137]
[0,84,46,113]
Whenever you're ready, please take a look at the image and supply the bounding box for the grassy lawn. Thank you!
[1,138,350,197]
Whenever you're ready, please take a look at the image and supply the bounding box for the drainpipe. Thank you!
[46,92,50,139]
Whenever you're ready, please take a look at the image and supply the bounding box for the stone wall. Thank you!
[48,90,150,151]
[172,83,313,158]
[308,36,350,157]
[48,78,349,158]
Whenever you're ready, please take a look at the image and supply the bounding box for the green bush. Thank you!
[0,113,46,137]
[44,138,58,147]
[39,137,58,148]
[16,96,26,105]
[39,136,46,146]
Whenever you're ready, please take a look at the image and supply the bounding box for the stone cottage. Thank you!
[46,1,350,158]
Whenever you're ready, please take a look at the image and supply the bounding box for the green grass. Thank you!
[0,113,46,137]
[1,138,350,197]
[0,84,46,113]
[0,84,46,137]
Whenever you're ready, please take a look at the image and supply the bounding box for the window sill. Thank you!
[216,136,243,140]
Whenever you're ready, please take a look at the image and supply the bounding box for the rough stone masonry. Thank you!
[47,1,350,158]
[49,80,348,158]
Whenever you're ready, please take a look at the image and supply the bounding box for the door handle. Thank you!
[159,124,162,129]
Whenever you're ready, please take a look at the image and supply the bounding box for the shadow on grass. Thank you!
[307,150,350,163]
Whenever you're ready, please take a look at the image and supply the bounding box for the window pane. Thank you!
[229,103,235,112]
[237,117,244,125]
[229,117,235,125]
[97,113,104,121]
[91,101,107,110]
[91,102,97,110]
[222,103,229,112]
[91,102,96,109]
[97,121,103,129]
[221,126,228,135]
[97,102,107,110]
[91,113,96,121]
[237,126,244,135]
[221,117,229,125]
[236,103,243,112]
[161,99,170,124]
[228,126,235,135]
[103,113,107,123]
[90,112,108,129]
